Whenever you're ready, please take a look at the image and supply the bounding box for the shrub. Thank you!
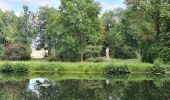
[14,63,28,73]
[149,59,166,74]
[142,43,170,63]
[114,45,136,59]
[86,57,96,62]
[57,49,80,62]
[86,57,106,63]
[104,64,130,75]
[105,64,117,74]
[0,63,14,73]
[0,63,28,74]
[35,64,54,71]
[94,57,106,63]
[158,47,170,63]
[83,45,103,60]
[4,43,31,60]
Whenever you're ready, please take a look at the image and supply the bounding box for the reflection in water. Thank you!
[28,78,53,98]
[0,75,170,100]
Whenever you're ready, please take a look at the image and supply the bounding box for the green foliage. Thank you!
[124,0,170,63]
[0,0,169,63]
[113,45,136,59]
[86,57,96,62]
[16,5,35,45]
[105,63,130,75]
[14,63,28,73]
[0,44,4,59]
[0,63,14,73]
[0,6,34,61]
[0,11,18,43]
[56,49,80,62]
[149,59,166,74]
[0,63,28,74]
[94,57,106,63]
[35,64,55,71]
[142,44,170,63]
[86,57,106,63]
[4,43,31,60]
[158,47,170,63]
[0,59,169,74]
[36,7,60,56]
[101,9,136,59]
[83,45,102,60]
[59,0,104,61]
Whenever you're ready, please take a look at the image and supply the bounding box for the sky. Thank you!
[0,0,125,16]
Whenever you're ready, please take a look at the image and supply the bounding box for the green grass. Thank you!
[0,59,169,73]
[1,73,170,82]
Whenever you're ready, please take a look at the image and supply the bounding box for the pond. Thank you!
[0,73,170,100]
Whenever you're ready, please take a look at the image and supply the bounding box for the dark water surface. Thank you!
[0,73,170,100]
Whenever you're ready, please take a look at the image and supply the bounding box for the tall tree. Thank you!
[0,10,18,59]
[59,0,103,61]
[16,5,35,45]
[0,11,18,45]
[36,7,60,56]
[124,0,170,62]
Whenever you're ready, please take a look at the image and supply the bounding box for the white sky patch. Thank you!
[0,0,12,11]
[100,1,125,14]
[15,11,21,16]
[0,0,124,14]
[109,4,125,9]
[9,0,51,7]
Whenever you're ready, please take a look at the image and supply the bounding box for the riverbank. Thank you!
[0,59,169,74]
[1,72,170,82]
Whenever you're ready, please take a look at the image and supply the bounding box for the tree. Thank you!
[36,7,60,56]
[0,10,18,59]
[59,0,103,61]
[16,5,35,45]
[101,8,136,59]
[0,11,18,44]
[124,0,170,63]
[11,5,36,60]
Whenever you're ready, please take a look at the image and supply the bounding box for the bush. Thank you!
[86,57,106,63]
[4,43,32,60]
[86,57,96,62]
[114,45,136,59]
[104,64,130,75]
[94,57,106,63]
[158,47,170,63]
[57,49,80,62]
[0,63,14,73]
[35,64,54,71]
[0,63,28,74]
[14,63,28,73]
[141,41,170,63]
[149,59,166,74]
[83,45,102,60]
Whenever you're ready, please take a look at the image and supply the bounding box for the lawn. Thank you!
[0,59,169,73]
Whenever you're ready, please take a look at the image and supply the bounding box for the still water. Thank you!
[0,73,170,100]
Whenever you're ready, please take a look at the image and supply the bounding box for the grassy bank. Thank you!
[0,59,169,74]
[1,73,170,82]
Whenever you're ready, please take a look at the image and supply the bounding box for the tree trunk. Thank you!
[135,48,141,60]
[48,47,52,57]
[155,12,160,40]
[81,51,83,62]
[155,20,160,39]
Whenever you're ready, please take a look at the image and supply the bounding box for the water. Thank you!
[0,73,170,100]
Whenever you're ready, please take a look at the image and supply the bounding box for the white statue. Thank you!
[106,47,109,58]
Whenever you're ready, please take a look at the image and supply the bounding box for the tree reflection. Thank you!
[0,77,170,100]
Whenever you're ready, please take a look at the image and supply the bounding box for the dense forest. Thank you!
[0,0,169,63]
